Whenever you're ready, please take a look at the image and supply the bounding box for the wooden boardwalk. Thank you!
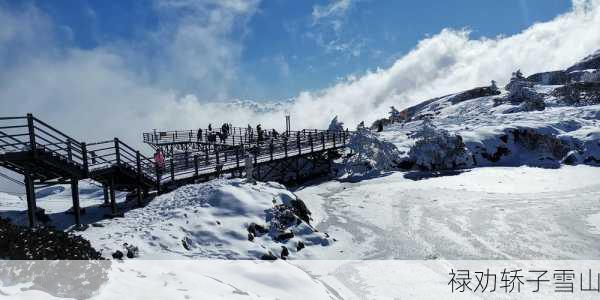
[0,114,350,227]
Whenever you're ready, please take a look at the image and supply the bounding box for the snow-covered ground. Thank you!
[3,166,600,299]
[296,165,600,260]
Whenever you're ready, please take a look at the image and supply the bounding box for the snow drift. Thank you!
[79,179,331,260]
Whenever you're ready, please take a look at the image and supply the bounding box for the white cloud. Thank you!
[311,0,354,25]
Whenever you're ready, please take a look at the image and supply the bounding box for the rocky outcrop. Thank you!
[527,70,569,85]
[450,86,501,104]
[0,217,102,260]
[553,82,600,106]
[566,50,600,72]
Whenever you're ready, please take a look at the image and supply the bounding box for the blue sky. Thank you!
[4,0,573,100]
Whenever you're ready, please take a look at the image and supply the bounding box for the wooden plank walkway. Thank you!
[0,114,351,227]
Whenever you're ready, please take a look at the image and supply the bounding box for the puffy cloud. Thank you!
[287,0,600,128]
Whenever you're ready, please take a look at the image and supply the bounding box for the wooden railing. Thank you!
[0,114,86,168]
[86,138,156,181]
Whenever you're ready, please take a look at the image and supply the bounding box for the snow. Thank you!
[79,179,330,260]
[296,165,600,260]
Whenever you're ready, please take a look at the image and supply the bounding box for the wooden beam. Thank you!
[71,178,81,227]
[24,172,36,227]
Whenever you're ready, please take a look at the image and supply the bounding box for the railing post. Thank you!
[310,134,314,153]
[215,149,220,165]
[66,139,73,161]
[194,154,199,178]
[297,135,301,155]
[205,152,209,166]
[270,142,274,161]
[284,138,288,158]
[170,159,175,181]
[236,148,240,169]
[321,133,325,150]
[82,142,89,177]
[26,113,36,155]
[114,138,121,165]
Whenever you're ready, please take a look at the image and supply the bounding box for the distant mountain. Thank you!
[375,49,600,170]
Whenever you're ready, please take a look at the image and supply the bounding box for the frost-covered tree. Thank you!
[490,80,499,92]
[357,121,366,131]
[389,106,401,121]
[328,116,345,131]
[408,118,471,170]
[512,69,524,80]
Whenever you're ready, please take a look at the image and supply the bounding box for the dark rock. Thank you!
[247,233,254,242]
[275,231,294,242]
[111,250,124,260]
[260,252,277,260]
[397,159,415,170]
[526,70,569,85]
[552,82,600,106]
[567,50,600,72]
[481,147,510,163]
[289,199,311,224]
[182,239,190,250]
[124,244,139,258]
[91,223,104,228]
[449,86,501,104]
[280,246,289,260]
[0,217,102,260]
[247,223,268,236]
[296,241,305,252]
[562,151,580,165]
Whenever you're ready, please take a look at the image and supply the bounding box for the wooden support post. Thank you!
[215,150,220,165]
[194,154,199,178]
[321,133,325,150]
[205,152,209,166]
[170,159,175,181]
[235,149,240,170]
[297,135,301,155]
[136,186,143,207]
[103,185,109,205]
[155,164,161,195]
[310,134,314,153]
[270,142,274,161]
[24,173,36,227]
[284,138,288,158]
[71,178,81,226]
[109,177,117,215]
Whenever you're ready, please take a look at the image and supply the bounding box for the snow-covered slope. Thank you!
[79,179,331,259]
[374,51,600,170]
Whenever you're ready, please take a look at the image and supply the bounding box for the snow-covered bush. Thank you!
[408,119,472,171]
[336,126,402,177]
[503,70,545,112]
